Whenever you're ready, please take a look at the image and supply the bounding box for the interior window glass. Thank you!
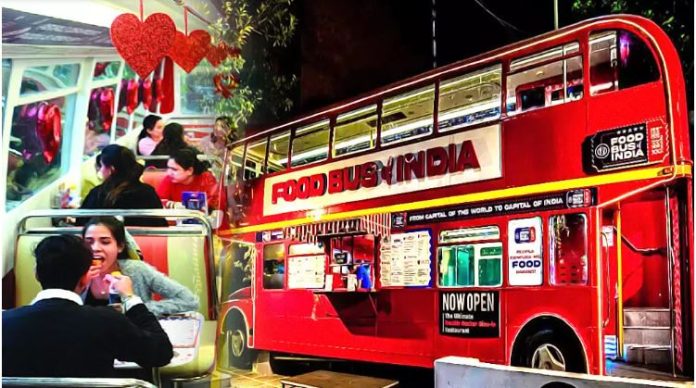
[180,60,219,115]
[507,43,583,114]
[333,105,377,157]
[589,30,660,95]
[3,59,12,118]
[549,213,588,285]
[84,84,117,157]
[92,61,121,81]
[263,243,285,289]
[225,144,245,184]
[245,138,268,179]
[268,130,290,173]
[291,120,330,167]
[6,94,76,211]
[20,63,80,96]
[381,85,434,146]
[438,65,501,132]
[115,65,137,139]
[438,243,502,287]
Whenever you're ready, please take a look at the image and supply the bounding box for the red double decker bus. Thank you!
[214,15,693,377]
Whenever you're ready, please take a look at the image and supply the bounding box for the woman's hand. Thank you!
[164,200,184,209]
[86,262,102,281]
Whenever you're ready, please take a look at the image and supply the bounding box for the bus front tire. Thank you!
[519,329,585,373]
[228,316,255,369]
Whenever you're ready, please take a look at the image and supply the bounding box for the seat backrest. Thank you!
[141,170,167,190]
[14,227,212,319]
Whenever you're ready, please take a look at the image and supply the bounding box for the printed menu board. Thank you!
[288,255,326,289]
[380,231,431,287]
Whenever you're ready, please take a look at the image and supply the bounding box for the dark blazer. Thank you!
[80,181,168,227]
[2,299,173,378]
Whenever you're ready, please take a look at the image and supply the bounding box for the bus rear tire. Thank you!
[228,315,255,369]
[519,329,585,373]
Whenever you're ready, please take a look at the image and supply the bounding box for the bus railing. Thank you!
[2,377,157,388]
[16,209,218,319]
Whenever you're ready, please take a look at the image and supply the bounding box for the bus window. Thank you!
[380,85,435,146]
[291,120,330,167]
[333,105,378,157]
[268,130,290,173]
[263,243,285,289]
[6,95,77,211]
[589,30,660,95]
[92,61,121,81]
[245,137,268,179]
[507,42,583,114]
[115,65,136,139]
[84,84,117,157]
[20,63,80,97]
[3,59,11,118]
[225,144,245,184]
[548,213,588,285]
[438,65,502,132]
[438,239,502,288]
[180,60,217,115]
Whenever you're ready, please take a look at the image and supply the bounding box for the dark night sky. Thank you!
[297,0,572,114]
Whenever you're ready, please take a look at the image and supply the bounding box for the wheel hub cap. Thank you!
[531,343,566,371]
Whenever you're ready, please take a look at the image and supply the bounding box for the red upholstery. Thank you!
[133,235,169,301]
[141,170,167,191]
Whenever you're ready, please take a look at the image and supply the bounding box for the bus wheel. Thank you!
[523,329,584,373]
[228,316,254,369]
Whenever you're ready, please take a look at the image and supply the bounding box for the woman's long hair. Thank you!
[152,123,187,156]
[82,216,129,260]
[98,144,144,206]
[137,114,162,141]
[171,148,210,176]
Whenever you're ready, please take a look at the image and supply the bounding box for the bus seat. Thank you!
[159,320,217,380]
[141,170,167,190]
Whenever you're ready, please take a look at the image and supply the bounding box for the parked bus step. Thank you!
[623,308,671,327]
[624,344,671,365]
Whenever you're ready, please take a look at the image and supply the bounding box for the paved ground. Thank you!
[228,368,286,388]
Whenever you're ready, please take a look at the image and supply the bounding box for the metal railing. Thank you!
[2,377,156,388]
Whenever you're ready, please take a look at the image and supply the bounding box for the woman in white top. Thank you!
[136,114,164,155]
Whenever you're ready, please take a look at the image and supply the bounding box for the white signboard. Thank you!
[264,124,501,215]
[380,231,431,287]
[508,217,543,286]
[288,255,326,289]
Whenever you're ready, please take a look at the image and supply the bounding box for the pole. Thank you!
[553,0,559,29]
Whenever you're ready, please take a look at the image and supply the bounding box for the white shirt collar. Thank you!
[31,289,84,306]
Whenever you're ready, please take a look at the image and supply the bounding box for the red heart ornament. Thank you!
[169,30,211,73]
[206,42,230,67]
[213,72,240,99]
[110,13,176,79]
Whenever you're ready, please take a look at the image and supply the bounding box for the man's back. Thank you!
[3,298,172,377]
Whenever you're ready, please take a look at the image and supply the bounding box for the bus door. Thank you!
[612,188,688,373]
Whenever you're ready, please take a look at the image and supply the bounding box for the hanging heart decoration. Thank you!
[126,79,140,114]
[110,13,176,78]
[36,103,62,164]
[99,88,115,131]
[206,42,231,67]
[213,72,240,99]
[139,78,153,110]
[168,30,211,72]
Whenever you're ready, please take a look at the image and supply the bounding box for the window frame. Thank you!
[332,104,379,158]
[290,119,331,168]
[379,84,436,148]
[437,225,504,289]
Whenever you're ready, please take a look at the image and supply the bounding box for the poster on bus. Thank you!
[507,217,543,286]
[288,255,326,289]
[440,291,499,338]
[380,231,431,287]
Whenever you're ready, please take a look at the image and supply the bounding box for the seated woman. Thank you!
[82,216,199,315]
[137,114,164,156]
[156,148,221,212]
[197,116,237,158]
[145,122,191,169]
[81,144,167,226]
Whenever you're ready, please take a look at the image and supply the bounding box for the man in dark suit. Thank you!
[2,234,173,377]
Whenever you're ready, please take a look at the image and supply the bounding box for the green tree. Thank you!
[570,0,693,109]
[198,0,298,134]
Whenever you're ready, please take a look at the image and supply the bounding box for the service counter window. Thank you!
[333,105,378,157]
[589,30,660,95]
[380,85,435,146]
[263,243,285,289]
[325,235,375,291]
[6,94,77,211]
[291,120,330,167]
[507,42,583,114]
[548,213,588,285]
[438,65,501,132]
[437,226,502,288]
[268,130,290,173]
[381,231,432,287]
[288,243,326,289]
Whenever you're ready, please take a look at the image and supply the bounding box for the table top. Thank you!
[115,312,203,369]
[280,370,398,388]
